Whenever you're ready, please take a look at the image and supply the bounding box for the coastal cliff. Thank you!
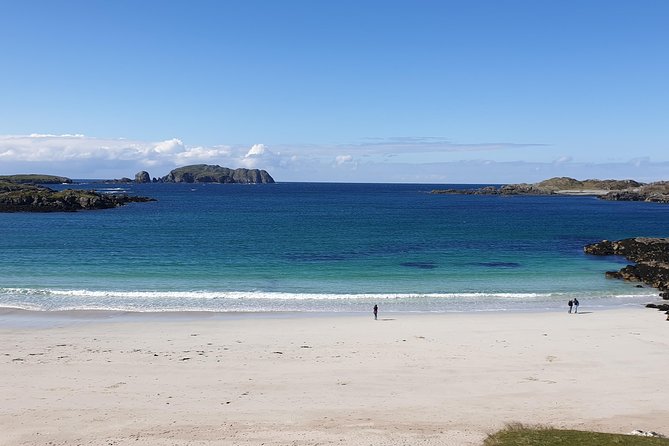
[432,177,669,203]
[160,165,275,184]
[0,181,154,212]
[584,238,669,314]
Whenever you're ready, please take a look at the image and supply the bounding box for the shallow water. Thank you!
[1,182,667,312]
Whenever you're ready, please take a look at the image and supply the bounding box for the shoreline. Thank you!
[0,300,662,328]
[2,306,668,445]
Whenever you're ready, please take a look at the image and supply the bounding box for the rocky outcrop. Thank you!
[102,177,134,184]
[584,238,669,306]
[160,165,275,184]
[0,181,155,212]
[135,171,151,183]
[432,177,669,204]
[432,183,552,196]
[600,181,669,203]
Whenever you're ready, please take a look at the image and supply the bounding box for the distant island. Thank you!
[431,177,669,204]
[0,174,72,184]
[128,165,275,184]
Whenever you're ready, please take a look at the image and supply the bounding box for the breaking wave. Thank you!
[0,287,659,313]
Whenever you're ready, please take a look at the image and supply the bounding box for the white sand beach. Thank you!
[1,307,668,445]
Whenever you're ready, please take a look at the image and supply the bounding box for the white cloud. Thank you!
[240,144,285,169]
[246,144,268,157]
[1,133,668,183]
[152,138,185,154]
[335,155,353,165]
[349,137,548,155]
[28,133,85,138]
[0,134,245,178]
[173,146,232,163]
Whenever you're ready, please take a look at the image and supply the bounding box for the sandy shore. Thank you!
[1,307,668,445]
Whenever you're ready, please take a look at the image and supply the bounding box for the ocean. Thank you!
[1,182,667,313]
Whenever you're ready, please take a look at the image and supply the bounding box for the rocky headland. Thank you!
[432,177,669,204]
[0,181,154,212]
[584,238,669,315]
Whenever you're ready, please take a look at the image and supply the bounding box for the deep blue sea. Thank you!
[1,182,667,313]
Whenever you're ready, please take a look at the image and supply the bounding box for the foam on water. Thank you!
[0,287,659,313]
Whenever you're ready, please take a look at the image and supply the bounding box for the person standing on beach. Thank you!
[573,298,579,313]
[568,299,573,313]
[373,304,378,320]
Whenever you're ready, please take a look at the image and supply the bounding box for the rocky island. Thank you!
[584,238,669,315]
[0,180,154,212]
[159,164,275,184]
[432,177,669,204]
[102,165,275,184]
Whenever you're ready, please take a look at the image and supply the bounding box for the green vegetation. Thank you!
[484,424,669,446]
[534,177,642,191]
[0,174,72,184]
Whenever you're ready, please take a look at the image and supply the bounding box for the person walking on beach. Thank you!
[373,304,378,320]
[573,298,579,313]
[568,299,573,314]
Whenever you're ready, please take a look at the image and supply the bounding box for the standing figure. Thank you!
[568,299,573,314]
[373,304,378,320]
[573,298,579,313]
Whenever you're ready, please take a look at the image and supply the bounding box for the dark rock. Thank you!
[605,271,623,279]
[431,185,501,195]
[0,181,155,212]
[102,177,134,184]
[601,181,669,204]
[602,191,669,204]
[585,238,669,264]
[135,171,152,183]
[499,183,551,195]
[600,191,647,202]
[646,303,669,312]
[161,164,275,184]
[584,240,615,256]
[585,238,669,313]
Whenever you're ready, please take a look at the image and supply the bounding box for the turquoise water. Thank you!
[1,182,667,312]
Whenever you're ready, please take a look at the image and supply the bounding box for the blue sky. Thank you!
[1,0,667,183]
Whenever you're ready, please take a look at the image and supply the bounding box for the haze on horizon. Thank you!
[1,1,667,184]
